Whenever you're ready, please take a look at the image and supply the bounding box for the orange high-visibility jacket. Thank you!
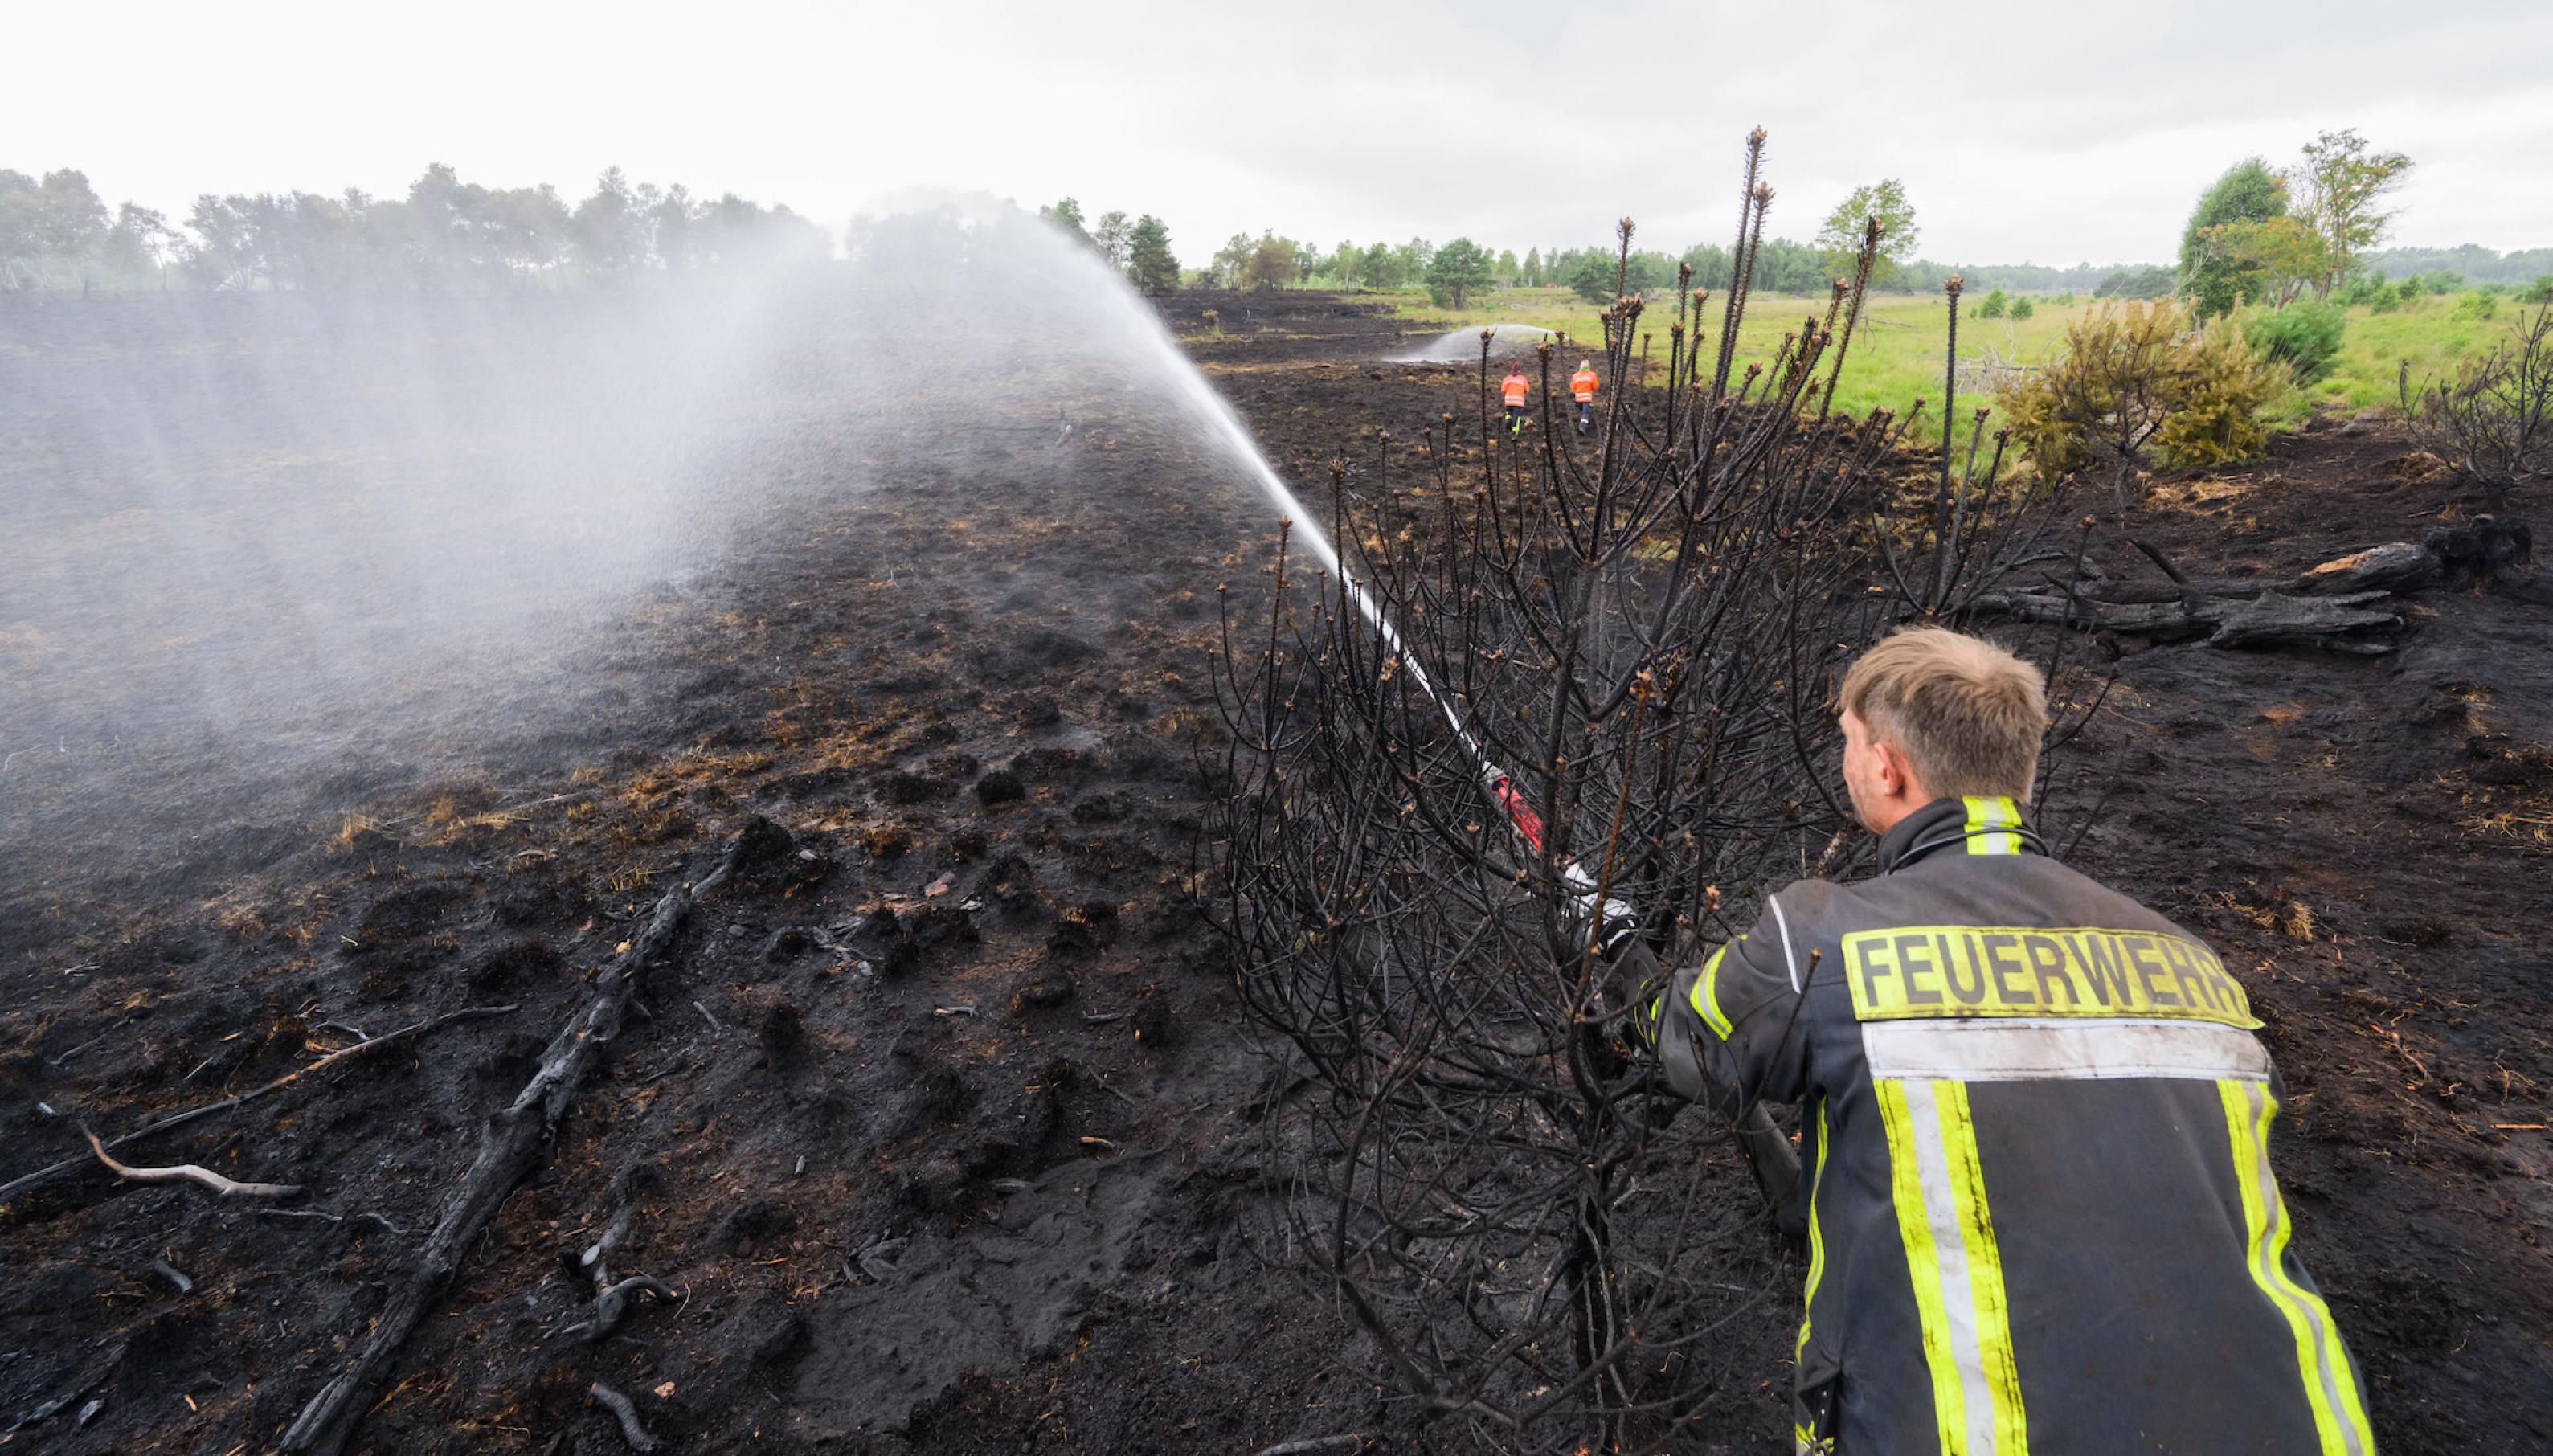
[1571,368,1599,403]
[1502,373,1529,407]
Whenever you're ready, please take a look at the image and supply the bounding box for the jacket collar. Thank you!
[1877,795,2038,873]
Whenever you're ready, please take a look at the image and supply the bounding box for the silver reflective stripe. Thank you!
[1770,894,1802,993]
[1896,1079,2003,1456]
[1862,1017,2270,1082]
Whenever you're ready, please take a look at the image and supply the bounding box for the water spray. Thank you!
[1136,319,1632,947]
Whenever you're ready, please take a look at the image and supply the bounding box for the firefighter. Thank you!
[1569,358,1599,434]
[1621,627,2373,1455]
[1501,363,1529,438]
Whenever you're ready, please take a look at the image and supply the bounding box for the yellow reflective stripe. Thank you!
[1936,1082,2029,1455]
[2219,1080,2375,1456]
[1688,945,1733,1038]
[1876,1079,1967,1454]
[1962,795,2023,855]
[1795,1096,1831,1364]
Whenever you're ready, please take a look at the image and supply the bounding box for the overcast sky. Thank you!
[10,1,2547,266]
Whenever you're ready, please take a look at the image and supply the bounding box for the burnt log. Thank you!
[1973,587,2402,653]
[278,838,743,1455]
[2294,542,2443,595]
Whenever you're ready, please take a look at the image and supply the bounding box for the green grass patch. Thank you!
[1368,285,2512,437]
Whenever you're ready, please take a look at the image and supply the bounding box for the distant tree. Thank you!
[1330,239,1361,288]
[571,167,650,276]
[1815,178,1918,284]
[2009,295,2036,321]
[1975,287,2008,318]
[2191,215,2330,311]
[2093,264,2175,300]
[1494,247,1518,285]
[1127,214,1180,294]
[1244,231,1298,290]
[2526,276,2553,305]
[1426,237,1492,308]
[2288,129,2412,297]
[2179,158,2289,318]
[1522,245,1541,287]
[0,168,112,288]
[95,202,176,281]
[1395,237,1433,288]
[1094,210,1132,271]
[1566,252,1618,305]
[1039,197,1090,245]
[1361,239,1401,289]
[0,170,46,287]
[1211,231,1254,288]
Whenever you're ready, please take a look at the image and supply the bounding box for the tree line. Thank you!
[0,164,830,292]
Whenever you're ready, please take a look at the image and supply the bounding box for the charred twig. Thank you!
[563,1276,679,1343]
[254,1205,406,1236]
[279,835,747,1455]
[1,1003,517,1207]
[1257,1437,1364,1456]
[587,1382,659,1454]
[83,1128,301,1200]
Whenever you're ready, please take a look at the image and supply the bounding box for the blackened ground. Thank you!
[0,291,2546,1455]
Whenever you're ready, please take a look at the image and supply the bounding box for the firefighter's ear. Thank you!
[1876,738,1928,804]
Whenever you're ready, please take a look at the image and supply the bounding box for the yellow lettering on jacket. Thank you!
[1845,926,2260,1028]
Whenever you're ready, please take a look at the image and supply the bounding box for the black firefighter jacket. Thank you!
[1637,795,2374,1456]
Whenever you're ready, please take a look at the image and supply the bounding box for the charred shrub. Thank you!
[879,904,980,976]
[468,936,564,995]
[726,815,832,897]
[759,1002,808,1071]
[880,770,952,806]
[1045,900,1118,957]
[717,1196,799,1253]
[975,768,1025,805]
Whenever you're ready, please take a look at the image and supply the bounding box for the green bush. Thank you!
[2156,323,2289,468]
[1997,301,2288,485]
[2052,291,2076,307]
[2243,301,2347,384]
[2341,270,2387,307]
[2525,275,2553,305]
[2454,292,2500,322]
[1974,288,2007,318]
[2009,296,2036,321]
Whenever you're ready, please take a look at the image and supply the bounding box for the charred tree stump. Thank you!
[278,837,744,1455]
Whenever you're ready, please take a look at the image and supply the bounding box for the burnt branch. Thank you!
[279,834,746,1455]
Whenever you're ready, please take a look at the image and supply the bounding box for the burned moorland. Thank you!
[2,286,2550,1455]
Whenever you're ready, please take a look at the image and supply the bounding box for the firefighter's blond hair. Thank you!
[1840,627,2048,800]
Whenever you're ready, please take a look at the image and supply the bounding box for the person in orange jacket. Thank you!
[1569,358,1599,435]
[1501,364,1530,438]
